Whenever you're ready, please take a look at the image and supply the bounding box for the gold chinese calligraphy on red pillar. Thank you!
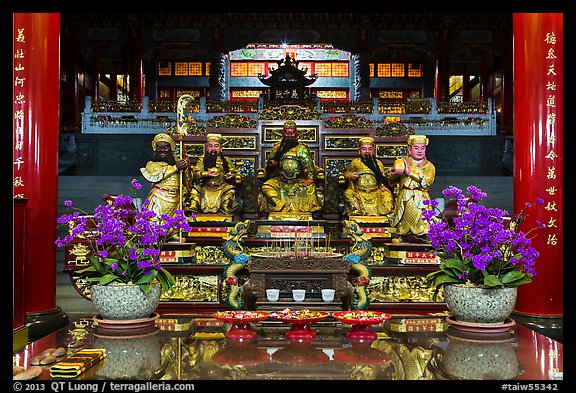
[513,13,563,316]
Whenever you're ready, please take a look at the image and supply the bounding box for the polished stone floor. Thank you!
[13,312,563,381]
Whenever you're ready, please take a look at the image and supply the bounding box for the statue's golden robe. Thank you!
[189,156,242,215]
[343,158,393,217]
[259,142,322,213]
[140,161,188,218]
[389,156,436,236]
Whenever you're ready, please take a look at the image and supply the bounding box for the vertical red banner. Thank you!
[13,13,61,314]
[513,14,563,316]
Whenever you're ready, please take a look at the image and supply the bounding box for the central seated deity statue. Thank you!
[257,120,323,219]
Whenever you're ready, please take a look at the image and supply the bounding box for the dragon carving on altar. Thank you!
[342,219,373,310]
[222,219,251,310]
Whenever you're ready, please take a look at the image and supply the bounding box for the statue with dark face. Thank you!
[140,133,191,219]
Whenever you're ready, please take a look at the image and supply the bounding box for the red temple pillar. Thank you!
[513,14,563,319]
[90,50,101,100]
[500,29,514,134]
[461,65,470,102]
[61,24,80,132]
[129,26,143,102]
[13,13,68,340]
[479,52,488,102]
[434,30,449,101]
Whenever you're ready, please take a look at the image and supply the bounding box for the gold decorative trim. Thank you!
[324,136,363,150]
[263,126,317,142]
[222,135,257,150]
[376,144,408,158]
[182,143,205,158]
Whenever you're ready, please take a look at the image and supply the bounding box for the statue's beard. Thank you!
[272,137,298,162]
[361,154,387,186]
[153,152,176,165]
[203,151,229,173]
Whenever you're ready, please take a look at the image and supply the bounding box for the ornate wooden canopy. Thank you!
[258,55,318,100]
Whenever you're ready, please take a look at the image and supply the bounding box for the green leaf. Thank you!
[440,258,466,270]
[134,271,156,285]
[139,282,152,293]
[98,274,120,285]
[501,271,532,286]
[482,273,503,287]
[501,270,526,283]
[433,274,460,287]
[87,255,105,274]
[157,268,176,291]
[76,265,98,275]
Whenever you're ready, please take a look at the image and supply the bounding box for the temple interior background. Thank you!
[54,11,517,320]
[12,10,567,370]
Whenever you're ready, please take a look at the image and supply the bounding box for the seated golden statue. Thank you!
[257,120,323,220]
[188,133,243,220]
[339,136,393,221]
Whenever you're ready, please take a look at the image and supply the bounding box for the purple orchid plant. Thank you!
[422,185,545,298]
[55,179,191,293]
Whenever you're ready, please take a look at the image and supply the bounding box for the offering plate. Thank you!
[270,308,329,340]
[332,310,391,341]
[212,311,269,340]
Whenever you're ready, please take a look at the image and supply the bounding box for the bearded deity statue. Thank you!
[257,120,323,219]
[341,136,394,220]
[188,133,243,218]
[140,133,191,220]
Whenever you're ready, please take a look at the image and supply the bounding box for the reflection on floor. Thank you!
[512,313,563,343]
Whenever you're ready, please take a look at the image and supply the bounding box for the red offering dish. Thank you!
[332,310,391,341]
[270,308,329,341]
[212,311,269,340]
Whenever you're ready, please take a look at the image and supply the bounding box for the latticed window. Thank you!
[174,62,189,76]
[331,62,349,77]
[247,62,266,77]
[377,63,391,77]
[391,63,405,77]
[315,63,332,77]
[188,62,203,76]
[158,62,172,76]
[408,63,422,77]
[299,62,313,77]
[230,62,248,77]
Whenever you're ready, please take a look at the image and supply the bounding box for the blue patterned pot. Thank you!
[90,283,161,320]
[443,285,517,324]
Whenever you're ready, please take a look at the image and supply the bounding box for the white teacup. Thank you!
[292,289,306,302]
[266,289,280,302]
[321,289,335,303]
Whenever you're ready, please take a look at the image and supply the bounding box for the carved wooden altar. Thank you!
[242,256,354,312]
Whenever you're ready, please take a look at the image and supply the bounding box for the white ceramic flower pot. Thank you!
[90,282,162,320]
[443,284,518,324]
